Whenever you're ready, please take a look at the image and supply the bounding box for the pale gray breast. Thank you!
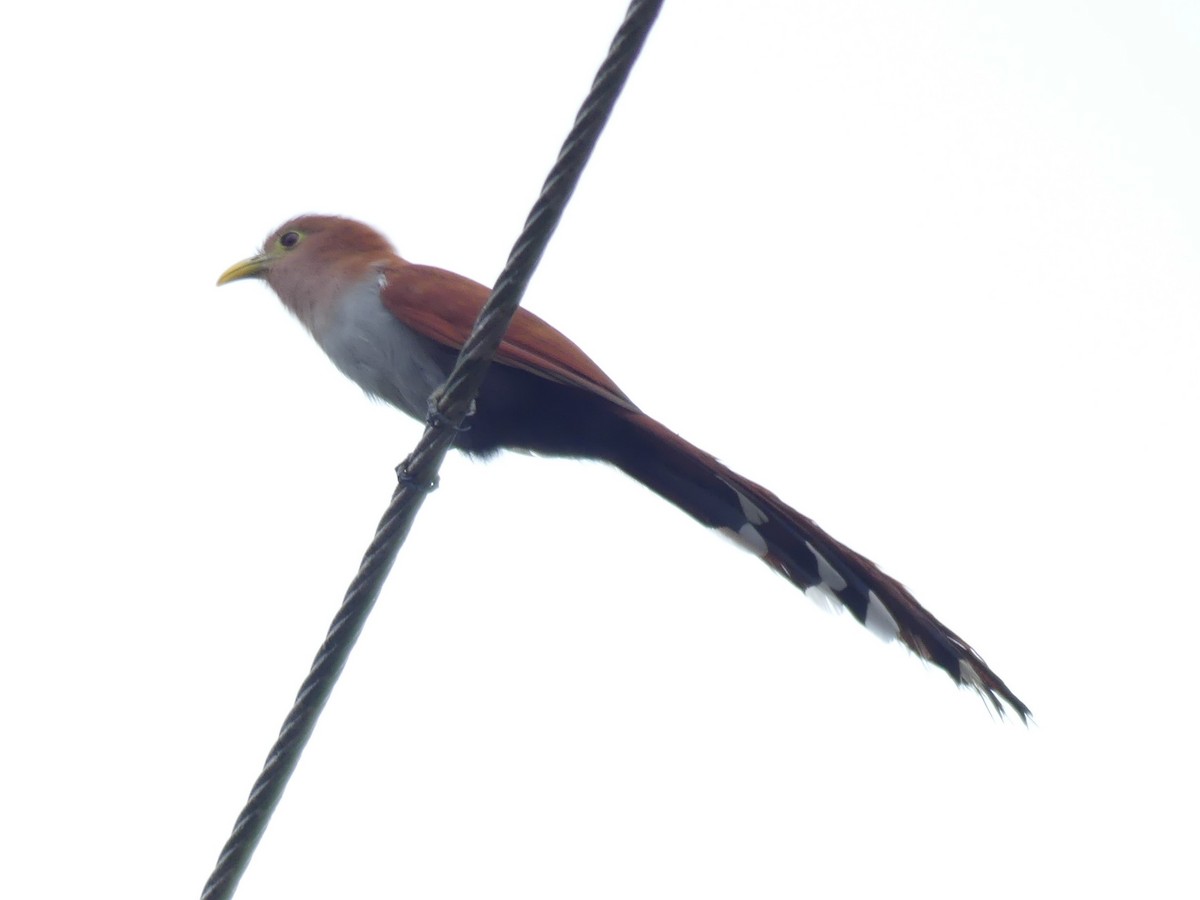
[312,275,454,422]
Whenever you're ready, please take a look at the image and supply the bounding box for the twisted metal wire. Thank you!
[200,2,664,897]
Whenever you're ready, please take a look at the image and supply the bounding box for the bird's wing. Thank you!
[379,261,637,411]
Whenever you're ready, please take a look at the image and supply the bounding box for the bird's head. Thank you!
[217,214,397,325]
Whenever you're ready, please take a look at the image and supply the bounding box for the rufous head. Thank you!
[217,214,397,324]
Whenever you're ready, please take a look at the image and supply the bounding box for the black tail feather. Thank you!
[609,410,1030,721]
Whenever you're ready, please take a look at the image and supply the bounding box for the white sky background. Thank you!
[2,1,1198,897]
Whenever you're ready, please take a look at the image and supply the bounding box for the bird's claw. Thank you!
[395,456,440,492]
[425,395,474,432]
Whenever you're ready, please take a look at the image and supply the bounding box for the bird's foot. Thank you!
[395,457,440,492]
[425,395,474,432]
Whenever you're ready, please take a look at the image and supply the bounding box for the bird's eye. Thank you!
[280,231,301,249]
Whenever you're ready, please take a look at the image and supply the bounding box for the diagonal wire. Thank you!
[200,2,664,898]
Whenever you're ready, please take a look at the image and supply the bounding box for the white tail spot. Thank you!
[717,523,769,558]
[805,583,843,613]
[865,590,901,642]
[804,541,847,592]
[736,491,769,525]
[959,659,986,692]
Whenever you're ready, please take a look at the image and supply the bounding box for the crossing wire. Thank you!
[199,2,665,897]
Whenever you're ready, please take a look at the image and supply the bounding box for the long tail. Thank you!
[606,409,1030,721]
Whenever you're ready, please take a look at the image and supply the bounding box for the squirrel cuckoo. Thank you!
[219,214,1029,720]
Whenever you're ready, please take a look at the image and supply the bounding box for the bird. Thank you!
[218,214,1029,720]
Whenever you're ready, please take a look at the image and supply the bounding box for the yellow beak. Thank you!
[217,254,270,286]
